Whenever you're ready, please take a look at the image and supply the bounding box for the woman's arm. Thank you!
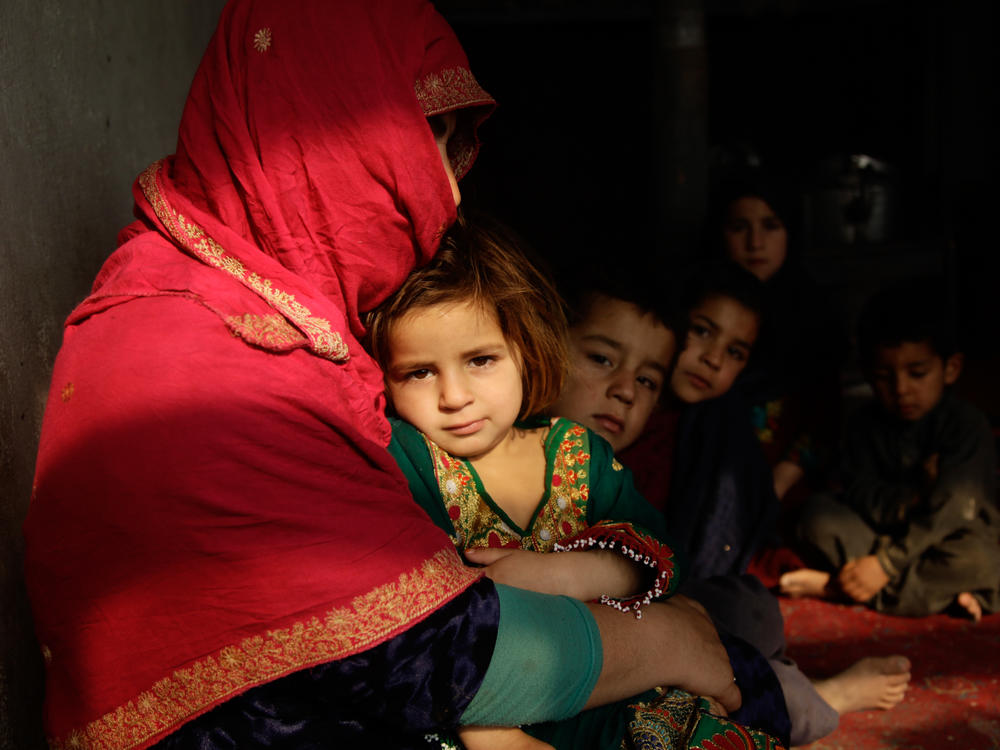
[585,596,742,714]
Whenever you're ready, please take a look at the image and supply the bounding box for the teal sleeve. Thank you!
[460,584,602,726]
[387,418,456,537]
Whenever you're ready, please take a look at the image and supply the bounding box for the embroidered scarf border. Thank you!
[53,549,481,750]
[139,161,349,362]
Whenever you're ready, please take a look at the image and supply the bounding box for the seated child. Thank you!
[599,260,778,578]
[550,263,912,746]
[365,215,785,750]
[780,280,1000,621]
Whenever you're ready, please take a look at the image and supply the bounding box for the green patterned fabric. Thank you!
[390,417,784,750]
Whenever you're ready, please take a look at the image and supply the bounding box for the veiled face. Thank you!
[429,112,461,206]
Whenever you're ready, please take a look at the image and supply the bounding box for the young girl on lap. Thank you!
[365,215,784,750]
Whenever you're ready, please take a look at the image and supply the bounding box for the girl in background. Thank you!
[711,173,848,508]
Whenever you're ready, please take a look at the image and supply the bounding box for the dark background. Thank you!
[437,0,998,396]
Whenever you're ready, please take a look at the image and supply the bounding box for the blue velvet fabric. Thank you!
[723,631,792,748]
[667,389,780,578]
[154,578,499,749]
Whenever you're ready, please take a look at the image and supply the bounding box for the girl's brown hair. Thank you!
[365,213,568,419]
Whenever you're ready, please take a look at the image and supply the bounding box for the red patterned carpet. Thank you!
[779,596,1000,749]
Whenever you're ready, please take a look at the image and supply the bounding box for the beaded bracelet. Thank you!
[552,521,679,619]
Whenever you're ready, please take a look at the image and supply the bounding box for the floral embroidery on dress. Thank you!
[624,688,785,750]
[424,421,590,552]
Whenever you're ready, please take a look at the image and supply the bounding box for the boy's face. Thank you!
[670,295,758,404]
[552,295,676,453]
[869,340,961,422]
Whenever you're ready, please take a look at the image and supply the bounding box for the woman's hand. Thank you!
[584,595,741,714]
[463,547,641,601]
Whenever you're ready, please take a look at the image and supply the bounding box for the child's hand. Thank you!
[838,555,890,603]
[463,547,640,601]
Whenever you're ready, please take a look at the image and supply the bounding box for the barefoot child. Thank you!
[365,216,783,750]
[550,265,911,746]
[781,280,1000,620]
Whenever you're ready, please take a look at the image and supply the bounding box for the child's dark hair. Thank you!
[558,254,682,334]
[680,259,766,325]
[857,278,959,370]
[365,213,568,418]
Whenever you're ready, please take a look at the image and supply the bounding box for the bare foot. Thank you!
[814,656,911,714]
[779,568,831,598]
[458,726,554,750]
[956,592,983,623]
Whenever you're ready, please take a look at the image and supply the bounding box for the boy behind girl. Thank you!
[552,262,911,746]
[781,280,1000,621]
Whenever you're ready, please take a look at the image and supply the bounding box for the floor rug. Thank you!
[779,596,1000,749]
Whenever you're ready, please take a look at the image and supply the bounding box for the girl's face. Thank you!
[722,196,788,282]
[552,295,676,453]
[384,298,523,460]
[429,112,461,206]
[670,295,759,404]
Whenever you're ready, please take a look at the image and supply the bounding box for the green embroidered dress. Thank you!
[389,416,784,750]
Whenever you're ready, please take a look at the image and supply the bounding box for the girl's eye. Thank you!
[469,355,495,368]
[727,347,746,362]
[587,353,613,367]
[407,368,432,381]
[763,218,784,231]
[909,369,927,379]
[725,219,749,233]
[689,324,710,339]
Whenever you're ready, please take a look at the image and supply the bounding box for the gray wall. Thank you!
[0,2,226,746]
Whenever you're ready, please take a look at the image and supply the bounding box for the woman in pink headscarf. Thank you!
[24,2,738,748]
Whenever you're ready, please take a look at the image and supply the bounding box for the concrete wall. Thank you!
[0,2,226,745]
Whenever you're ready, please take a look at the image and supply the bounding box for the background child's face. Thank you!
[670,295,758,404]
[723,196,788,282]
[552,295,675,453]
[384,298,523,459]
[869,340,961,422]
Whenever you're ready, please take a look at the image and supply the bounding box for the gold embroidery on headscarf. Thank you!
[49,548,481,750]
[61,382,74,402]
[415,67,493,179]
[252,28,272,53]
[226,313,308,351]
[139,161,349,362]
[415,67,492,117]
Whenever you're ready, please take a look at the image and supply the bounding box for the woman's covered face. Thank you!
[722,196,788,282]
[429,112,461,206]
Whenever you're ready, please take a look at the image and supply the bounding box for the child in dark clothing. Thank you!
[781,281,1000,621]
[552,262,911,746]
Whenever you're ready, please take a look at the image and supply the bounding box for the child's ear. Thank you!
[943,353,963,385]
